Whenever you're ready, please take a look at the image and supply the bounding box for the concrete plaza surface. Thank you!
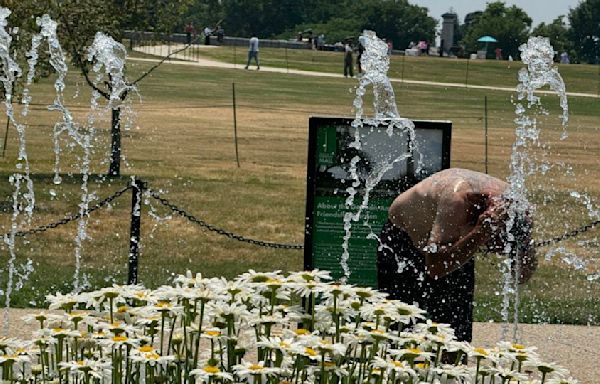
[4,308,599,382]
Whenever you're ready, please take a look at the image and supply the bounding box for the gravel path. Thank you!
[4,308,598,382]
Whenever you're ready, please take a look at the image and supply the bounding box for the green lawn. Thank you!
[175,44,600,95]
[0,54,599,325]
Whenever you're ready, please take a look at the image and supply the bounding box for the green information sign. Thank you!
[304,117,452,288]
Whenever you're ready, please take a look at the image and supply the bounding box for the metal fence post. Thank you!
[232,83,240,167]
[465,58,470,88]
[484,96,488,174]
[128,177,145,285]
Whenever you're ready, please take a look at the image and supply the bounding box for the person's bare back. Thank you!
[388,168,508,278]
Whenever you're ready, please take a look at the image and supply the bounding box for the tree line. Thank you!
[2,0,599,65]
[180,0,599,64]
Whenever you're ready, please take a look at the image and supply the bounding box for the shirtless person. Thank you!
[377,168,537,341]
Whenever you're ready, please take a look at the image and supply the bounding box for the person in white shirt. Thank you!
[245,35,260,70]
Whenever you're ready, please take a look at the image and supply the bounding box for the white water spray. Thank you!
[501,37,569,341]
[340,31,417,281]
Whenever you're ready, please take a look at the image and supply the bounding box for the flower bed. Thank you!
[1,269,577,383]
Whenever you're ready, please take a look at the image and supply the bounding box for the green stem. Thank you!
[193,300,206,369]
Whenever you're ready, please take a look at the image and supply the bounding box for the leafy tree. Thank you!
[355,0,436,50]
[568,0,600,63]
[461,1,532,59]
[458,11,483,44]
[51,0,193,176]
[532,16,574,61]
[181,0,224,33]
[0,0,53,100]
[284,18,360,45]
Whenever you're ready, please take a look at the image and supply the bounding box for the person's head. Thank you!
[485,199,537,284]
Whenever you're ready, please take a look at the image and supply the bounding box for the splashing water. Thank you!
[1,7,37,334]
[501,37,569,341]
[63,33,138,292]
[340,31,417,281]
[0,8,35,219]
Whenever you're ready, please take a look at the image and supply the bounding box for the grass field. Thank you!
[0,47,599,325]
[177,44,600,95]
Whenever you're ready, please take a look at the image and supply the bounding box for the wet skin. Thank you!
[388,168,536,281]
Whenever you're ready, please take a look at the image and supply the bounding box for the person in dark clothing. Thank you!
[377,168,537,341]
[344,42,354,77]
[216,25,224,43]
[185,23,195,45]
[357,37,366,73]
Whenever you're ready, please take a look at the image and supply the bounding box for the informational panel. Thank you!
[304,117,452,287]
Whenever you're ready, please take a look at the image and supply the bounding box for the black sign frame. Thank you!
[304,116,452,283]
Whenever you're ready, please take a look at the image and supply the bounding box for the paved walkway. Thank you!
[3,308,599,382]
[132,44,600,99]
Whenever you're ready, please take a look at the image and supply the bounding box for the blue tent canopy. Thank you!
[477,35,498,43]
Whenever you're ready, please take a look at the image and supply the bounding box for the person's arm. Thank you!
[423,220,489,279]
[422,195,497,279]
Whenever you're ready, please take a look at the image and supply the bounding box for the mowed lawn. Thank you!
[181,44,600,95]
[0,53,599,325]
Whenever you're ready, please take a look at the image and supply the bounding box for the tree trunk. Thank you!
[108,107,121,177]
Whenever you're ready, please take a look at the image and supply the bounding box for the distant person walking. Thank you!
[245,34,260,70]
[560,51,570,64]
[185,23,195,45]
[216,25,224,43]
[495,47,503,60]
[344,42,354,78]
[203,26,213,45]
[418,40,428,55]
[357,35,366,73]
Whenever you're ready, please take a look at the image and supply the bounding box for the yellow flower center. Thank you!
[474,347,489,356]
[52,328,64,333]
[205,330,221,337]
[512,343,525,350]
[146,353,160,360]
[305,347,317,356]
[249,364,263,370]
[295,328,310,335]
[112,336,128,342]
[393,361,404,368]
[279,341,290,348]
[139,346,154,353]
[203,366,220,374]
[117,306,128,313]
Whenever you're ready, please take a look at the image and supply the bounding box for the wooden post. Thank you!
[400,53,406,86]
[465,58,470,88]
[597,61,600,96]
[484,96,489,174]
[285,46,289,73]
[127,177,144,285]
[232,83,240,167]
[1,116,9,158]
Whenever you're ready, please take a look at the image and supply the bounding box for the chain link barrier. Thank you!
[146,188,304,250]
[534,219,600,248]
[2,185,132,239]
[2,178,599,250]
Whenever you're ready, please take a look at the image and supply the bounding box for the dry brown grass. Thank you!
[0,61,598,322]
